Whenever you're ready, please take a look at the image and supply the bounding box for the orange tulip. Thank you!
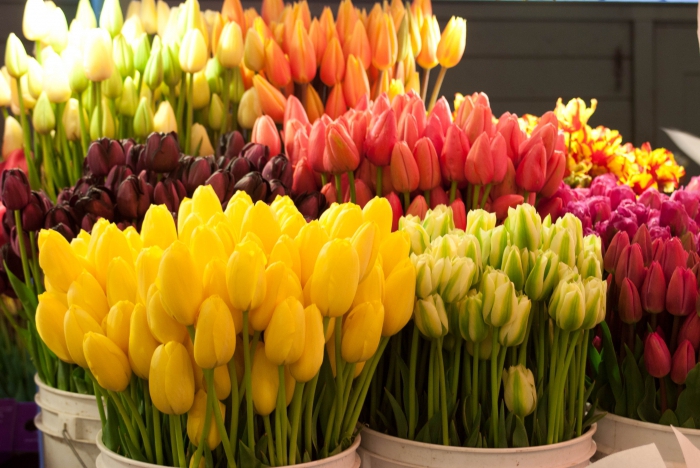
[253,74,286,123]
[413,0,432,18]
[390,0,406,31]
[320,37,345,87]
[369,13,398,72]
[416,15,439,70]
[222,0,245,29]
[343,55,370,109]
[343,21,371,70]
[252,16,274,41]
[308,19,327,65]
[304,85,324,123]
[289,20,316,84]
[436,16,466,69]
[264,39,291,88]
[336,0,359,44]
[261,0,284,24]
[319,7,336,41]
[325,85,347,119]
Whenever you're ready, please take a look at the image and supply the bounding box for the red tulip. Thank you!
[493,194,524,221]
[390,141,420,194]
[618,278,643,324]
[347,110,367,156]
[429,96,452,135]
[679,312,700,350]
[537,111,559,130]
[398,113,420,153]
[491,158,517,200]
[604,231,630,274]
[442,123,470,184]
[640,261,666,314]
[429,186,449,209]
[632,224,653,267]
[407,195,428,219]
[657,238,689,285]
[515,137,546,193]
[292,158,317,194]
[615,244,646,291]
[413,137,440,192]
[497,112,525,165]
[671,340,695,385]
[385,191,403,232]
[490,133,508,184]
[325,121,360,174]
[463,104,494,145]
[464,132,490,186]
[423,114,445,157]
[536,195,563,222]
[644,332,672,378]
[251,115,281,157]
[451,198,466,230]
[284,95,310,127]
[405,99,427,136]
[530,122,557,160]
[666,267,698,317]
[365,107,397,167]
[539,150,566,198]
[307,116,331,173]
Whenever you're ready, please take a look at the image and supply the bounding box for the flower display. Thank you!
[364,203,605,447]
[33,188,414,465]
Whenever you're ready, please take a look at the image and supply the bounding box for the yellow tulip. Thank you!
[251,342,277,416]
[224,193,252,242]
[83,28,114,82]
[268,235,301,281]
[141,205,177,250]
[67,271,109,323]
[157,241,203,326]
[351,221,380,282]
[135,246,164,306]
[326,336,364,378]
[207,214,235,256]
[192,185,223,224]
[190,226,227,279]
[289,304,324,383]
[64,305,104,368]
[39,229,84,293]
[83,332,131,392]
[129,303,159,380]
[226,241,267,311]
[237,87,262,129]
[36,292,72,363]
[436,16,466,69]
[147,288,188,343]
[249,262,302,331]
[106,257,137,307]
[104,300,134,354]
[353,262,384,308]
[311,239,360,317]
[179,28,208,74]
[321,203,363,240]
[179,213,203,247]
[153,101,178,134]
[379,231,411,277]
[210,364,231,400]
[95,224,134,287]
[294,221,329,288]
[243,27,265,72]
[278,209,306,240]
[202,259,241,331]
[265,297,305,365]
[342,300,384,363]
[178,198,193,235]
[187,390,224,450]
[194,295,236,369]
[217,21,243,69]
[240,201,281,256]
[149,341,196,415]
[382,257,416,336]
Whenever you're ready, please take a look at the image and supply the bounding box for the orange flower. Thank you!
[369,12,398,72]
[343,54,370,108]
[320,37,345,86]
[304,85,325,123]
[308,19,327,64]
[343,21,372,70]
[289,20,317,84]
[436,16,466,69]
[253,74,286,123]
[264,38,291,88]
[336,0,359,44]
[416,15,439,70]
[222,0,245,29]
[261,0,284,24]
[325,84,347,119]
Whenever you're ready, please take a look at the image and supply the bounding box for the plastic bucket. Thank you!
[358,424,597,468]
[594,412,700,467]
[96,430,361,468]
[34,375,101,468]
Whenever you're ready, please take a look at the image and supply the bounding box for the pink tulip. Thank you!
[464,104,494,145]
[497,112,525,165]
[615,244,646,291]
[407,195,428,219]
[423,114,445,156]
[308,116,331,173]
[325,121,360,174]
[604,231,630,274]
[666,267,698,317]
[405,99,427,136]
[414,137,441,192]
[365,107,397,167]
[644,331,672,378]
[671,340,695,385]
[490,133,508,184]
[464,132,491,186]
[618,278,643,325]
[284,119,308,163]
[398,113,420,153]
[251,115,281,157]
[289,126,309,167]
[515,137,546,193]
[284,95,310,127]
[531,122,557,160]
[430,96,453,134]
[442,124,470,185]
[348,111,368,156]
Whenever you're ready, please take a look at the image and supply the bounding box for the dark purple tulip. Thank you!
[1,169,31,210]
[233,172,268,203]
[206,170,234,205]
[73,176,102,198]
[226,156,253,182]
[121,138,136,157]
[10,226,32,259]
[181,157,215,195]
[138,170,157,201]
[266,179,286,203]
[117,176,151,219]
[81,214,98,233]
[56,187,74,205]
[154,178,185,213]
[86,138,126,177]
[144,132,180,173]
[2,244,24,282]
[241,143,269,172]
[262,156,293,189]
[44,204,77,232]
[220,131,245,161]
[21,191,50,231]
[126,144,147,173]
[295,192,327,221]
[659,200,690,237]
[105,165,133,193]
[76,187,114,221]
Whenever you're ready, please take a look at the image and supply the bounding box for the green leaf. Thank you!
[122,431,147,462]
[103,395,120,452]
[5,264,38,314]
[581,406,607,430]
[637,375,661,424]
[658,409,679,426]
[600,322,624,407]
[239,441,266,468]
[622,345,644,419]
[384,389,408,439]
[497,401,507,448]
[512,415,529,448]
[682,417,696,429]
[466,427,480,447]
[588,344,602,375]
[449,420,460,446]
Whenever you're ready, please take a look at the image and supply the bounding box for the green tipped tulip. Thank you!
[504,203,542,251]
[503,365,537,418]
[423,205,454,241]
[549,274,585,332]
[525,250,559,301]
[582,277,606,329]
[458,289,488,343]
[466,209,496,237]
[414,294,448,339]
[488,225,510,268]
[499,294,531,347]
[481,268,516,327]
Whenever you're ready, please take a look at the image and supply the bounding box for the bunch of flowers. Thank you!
[592,229,700,427]
[522,98,685,194]
[0,297,34,402]
[34,186,415,466]
[363,203,606,448]
[3,0,466,200]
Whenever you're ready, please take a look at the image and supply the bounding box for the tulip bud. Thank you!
[289,305,324,382]
[504,204,542,252]
[644,331,671,378]
[1,168,31,211]
[252,342,287,416]
[499,295,531,347]
[128,303,158,379]
[40,230,85,293]
[311,239,360,317]
[150,341,196,414]
[614,243,646,292]
[639,261,665,314]
[503,365,537,418]
[604,231,629,274]
[671,340,695,385]
[458,290,487,343]
[156,241,203,326]
[342,300,384,362]
[416,15,439,70]
[549,275,585,331]
[5,34,28,79]
[289,20,316,84]
[83,29,114,82]
[666,267,698,317]
[64,305,104,368]
[146,288,187,343]
[36,292,72,363]
[481,269,516,328]
[84,332,131,392]
[194,295,236,369]
[179,28,207,74]
[217,22,243,69]
[227,240,267,311]
[187,390,224,451]
[414,294,448,338]
[657,238,689,285]
[437,16,467,69]
[32,92,55,135]
[265,296,305,365]
[106,254,137,308]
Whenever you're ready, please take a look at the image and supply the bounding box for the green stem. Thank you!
[13,211,31,290]
[576,330,590,437]
[490,329,499,446]
[228,359,239,459]
[205,369,236,467]
[471,343,479,422]
[449,180,457,204]
[242,310,255,451]
[40,134,57,200]
[424,190,431,207]
[427,341,435,420]
[304,373,319,457]
[334,174,343,203]
[332,316,344,447]
[122,390,154,463]
[320,173,327,187]
[152,406,163,466]
[108,391,141,456]
[436,338,449,446]
[264,415,277,466]
[407,326,419,440]
[403,191,411,213]
[427,66,447,112]
[15,78,40,190]
[171,414,186,468]
[94,81,102,138]
[288,382,305,465]
[276,366,286,466]
[480,184,492,209]
[450,339,462,406]
[376,166,383,197]
[222,69,232,132]
[77,94,89,156]
[185,73,194,155]
[420,67,431,103]
[348,171,357,204]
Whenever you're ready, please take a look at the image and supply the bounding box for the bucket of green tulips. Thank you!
[34,185,415,468]
[357,204,605,468]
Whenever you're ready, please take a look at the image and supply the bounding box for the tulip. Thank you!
[1,168,31,211]
[423,205,455,242]
[639,261,665,314]
[671,340,695,385]
[439,124,470,189]
[325,121,360,175]
[187,390,225,450]
[310,238,360,318]
[251,342,285,416]
[128,303,158,380]
[413,137,441,195]
[67,270,108,323]
[5,34,28,79]
[147,288,187,343]
[156,241,203,326]
[252,77,286,125]
[416,15,439,71]
[342,300,384,363]
[265,297,305,366]
[515,138,546,194]
[343,55,370,109]
[414,294,448,339]
[644,331,672,378]
[227,240,267,311]
[289,20,316,84]
[140,205,177,252]
[503,365,537,418]
[83,29,114,82]
[104,300,134,355]
[604,231,629,274]
[437,17,467,69]
[36,292,72,363]
[657,238,689,286]
[459,290,489,344]
[614,243,646,291]
[83,332,131,395]
[217,22,244,69]
[194,295,236,369]
[369,12,398,72]
[549,277,585,331]
[64,305,104,368]
[481,270,516,328]
[179,29,208,74]
[320,37,345,87]
[320,203,363,240]
[289,305,325,382]
[365,108,397,168]
[150,341,196,415]
[666,267,698,317]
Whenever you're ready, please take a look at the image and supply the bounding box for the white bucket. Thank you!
[358,424,597,468]
[594,413,700,467]
[34,375,102,468]
[95,430,361,468]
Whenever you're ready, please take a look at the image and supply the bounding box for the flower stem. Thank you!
[403,191,410,213]
[205,369,236,468]
[13,211,31,290]
[171,414,186,468]
[420,68,431,102]
[94,81,102,139]
[304,373,319,457]
[264,415,277,466]
[108,390,142,459]
[228,359,239,459]
[288,382,305,465]
[222,69,232,133]
[480,184,492,209]
[424,190,431,207]
[276,366,286,465]
[185,73,194,155]
[376,166,383,197]
[332,316,344,447]
[348,171,357,204]
[242,310,255,451]
[152,406,163,466]
[471,344,479,422]
[427,66,447,113]
[576,330,589,437]
[122,390,154,463]
[436,338,449,446]
[490,329,499,446]
[334,174,343,203]
[15,78,40,190]
[449,180,457,204]
[407,326,419,439]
